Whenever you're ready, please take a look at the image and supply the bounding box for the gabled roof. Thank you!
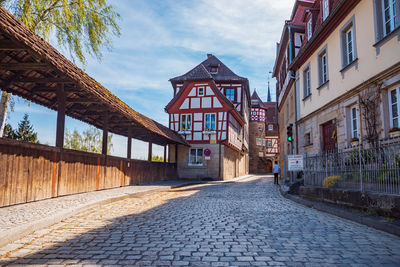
[170,54,247,83]
[264,102,278,123]
[250,90,267,109]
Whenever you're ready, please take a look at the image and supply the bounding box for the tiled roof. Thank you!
[170,54,247,82]
[251,90,267,109]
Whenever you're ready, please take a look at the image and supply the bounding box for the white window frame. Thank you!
[350,107,359,138]
[346,28,354,64]
[303,66,311,99]
[388,87,400,128]
[181,114,192,131]
[382,0,397,36]
[189,148,203,166]
[204,113,216,131]
[307,18,313,40]
[268,124,273,131]
[198,87,204,96]
[323,0,329,20]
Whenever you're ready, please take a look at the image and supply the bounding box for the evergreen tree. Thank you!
[3,123,16,139]
[15,114,39,143]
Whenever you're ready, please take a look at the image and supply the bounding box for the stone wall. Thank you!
[249,121,266,173]
[223,145,248,180]
[299,186,400,219]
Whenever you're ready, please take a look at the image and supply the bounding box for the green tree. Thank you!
[65,126,113,154]
[0,0,121,136]
[3,114,39,143]
[3,123,16,139]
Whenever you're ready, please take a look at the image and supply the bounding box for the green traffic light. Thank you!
[287,136,293,142]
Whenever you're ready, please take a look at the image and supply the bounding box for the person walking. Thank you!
[273,161,280,185]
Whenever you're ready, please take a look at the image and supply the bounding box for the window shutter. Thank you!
[374,0,384,41]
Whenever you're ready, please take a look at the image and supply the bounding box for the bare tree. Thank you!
[359,83,382,148]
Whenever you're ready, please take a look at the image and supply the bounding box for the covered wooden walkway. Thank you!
[0,6,187,207]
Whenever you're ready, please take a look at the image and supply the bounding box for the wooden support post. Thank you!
[164,145,167,163]
[175,144,178,164]
[102,113,109,155]
[55,83,65,148]
[148,142,152,161]
[127,127,132,159]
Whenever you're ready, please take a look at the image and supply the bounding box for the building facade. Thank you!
[166,54,250,180]
[273,0,312,171]
[275,0,400,159]
[249,89,279,173]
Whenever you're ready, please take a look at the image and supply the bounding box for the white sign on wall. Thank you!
[287,155,304,171]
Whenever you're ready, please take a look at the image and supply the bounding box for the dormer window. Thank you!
[322,0,329,20]
[198,87,204,96]
[307,18,313,40]
[210,65,218,74]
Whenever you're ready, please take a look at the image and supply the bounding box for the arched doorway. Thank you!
[266,159,273,173]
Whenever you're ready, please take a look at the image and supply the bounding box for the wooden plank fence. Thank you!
[0,138,177,207]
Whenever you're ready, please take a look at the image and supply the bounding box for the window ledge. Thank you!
[373,26,400,48]
[304,143,313,148]
[302,93,312,101]
[203,130,217,134]
[178,130,192,134]
[188,164,204,168]
[340,58,358,73]
[317,80,329,90]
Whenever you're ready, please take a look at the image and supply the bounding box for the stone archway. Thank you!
[266,159,273,173]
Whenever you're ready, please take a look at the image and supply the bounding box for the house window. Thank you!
[389,87,400,128]
[382,0,398,35]
[267,140,272,147]
[340,17,357,69]
[351,107,359,138]
[258,125,264,132]
[225,88,235,102]
[318,49,328,86]
[345,28,354,64]
[303,67,311,98]
[307,18,313,40]
[204,113,216,131]
[189,148,203,166]
[181,114,192,131]
[268,124,273,131]
[305,132,312,146]
[198,87,204,96]
[210,66,218,74]
[323,0,329,20]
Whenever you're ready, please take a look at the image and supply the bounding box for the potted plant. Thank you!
[389,127,400,138]
[350,137,359,146]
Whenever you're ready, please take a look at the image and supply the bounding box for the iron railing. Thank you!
[303,141,400,195]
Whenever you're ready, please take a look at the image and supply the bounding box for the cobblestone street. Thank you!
[1,176,400,266]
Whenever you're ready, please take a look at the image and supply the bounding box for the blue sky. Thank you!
[6,0,294,158]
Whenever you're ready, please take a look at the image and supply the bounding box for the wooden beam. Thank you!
[175,144,178,164]
[0,63,50,70]
[55,84,65,148]
[164,145,167,163]
[15,77,74,83]
[0,40,25,50]
[148,142,152,162]
[127,127,132,159]
[102,113,109,155]
[66,98,98,104]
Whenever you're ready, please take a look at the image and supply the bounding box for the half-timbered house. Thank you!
[249,89,279,174]
[166,54,250,180]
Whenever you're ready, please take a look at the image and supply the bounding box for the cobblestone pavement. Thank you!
[1,176,400,266]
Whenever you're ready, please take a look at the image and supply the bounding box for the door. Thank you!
[322,121,337,151]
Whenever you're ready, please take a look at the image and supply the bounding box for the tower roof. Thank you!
[250,90,267,109]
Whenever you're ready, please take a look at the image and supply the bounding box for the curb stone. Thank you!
[0,175,254,248]
[279,185,400,237]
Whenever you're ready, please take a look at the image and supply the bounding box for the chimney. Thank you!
[207,53,213,58]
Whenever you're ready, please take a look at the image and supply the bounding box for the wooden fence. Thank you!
[0,138,177,207]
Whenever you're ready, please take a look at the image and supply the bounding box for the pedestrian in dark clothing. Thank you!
[273,161,280,185]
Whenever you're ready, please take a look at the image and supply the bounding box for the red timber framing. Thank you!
[265,137,279,155]
[0,7,188,207]
[166,79,245,146]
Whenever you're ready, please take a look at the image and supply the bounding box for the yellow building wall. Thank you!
[299,0,400,118]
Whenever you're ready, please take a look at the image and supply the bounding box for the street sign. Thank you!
[287,155,303,171]
[204,149,211,157]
